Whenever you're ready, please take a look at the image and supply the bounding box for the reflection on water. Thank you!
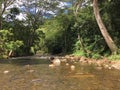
[0,59,120,90]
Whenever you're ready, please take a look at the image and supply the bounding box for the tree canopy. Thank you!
[0,0,120,59]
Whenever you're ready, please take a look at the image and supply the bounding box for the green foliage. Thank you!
[107,0,120,48]
[0,0,120,58]
[10,7,20,15]
[6,7,20,20]
[108,54,120,60]
[74,40,81,51]
[91,53,101,59]
[2,19,45,56]
[40,14,77,54]
[42,21,65,54]
[5,40,23,51]
[30,47,35,54]
[73,50,86,56]
[73,6,109,57]
[0,29,23,57]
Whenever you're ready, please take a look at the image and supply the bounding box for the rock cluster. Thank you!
[48,55,120,70]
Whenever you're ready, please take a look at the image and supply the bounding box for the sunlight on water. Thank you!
[0,59,120,90]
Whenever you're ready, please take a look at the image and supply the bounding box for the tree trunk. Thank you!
[0,17,2,29]
[77,32,86,52]
[74,0,86,53]
[8,50,13,57]
[77,32,83,49]
[93,0,118,54]
[64,29,67,53]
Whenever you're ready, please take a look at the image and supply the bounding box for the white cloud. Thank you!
[16,13,26,20]
[57,2,68,9]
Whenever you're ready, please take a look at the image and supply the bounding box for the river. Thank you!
[0,58,120,90]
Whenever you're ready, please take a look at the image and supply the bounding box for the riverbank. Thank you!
[3,54,120,70]
[47,54,120,70]
[61,55,120,70]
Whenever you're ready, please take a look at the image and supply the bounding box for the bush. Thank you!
[108,54,120,60]
[73,50,86,56]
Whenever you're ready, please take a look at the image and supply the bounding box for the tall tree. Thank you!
[73,0,89,53]
[93,0,118,54]
[17,0,60,51]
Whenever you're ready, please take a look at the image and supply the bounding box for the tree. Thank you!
[0,0,16,29]
[13,0,66,55]
[93,0,118,54]
[73,0,87,53]
[108,0,120,47]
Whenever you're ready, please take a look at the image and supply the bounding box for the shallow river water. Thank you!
[0,59,120,90]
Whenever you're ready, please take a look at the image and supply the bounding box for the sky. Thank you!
[4,0,69,20]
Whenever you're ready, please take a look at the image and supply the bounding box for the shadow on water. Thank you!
[0,58,50,66]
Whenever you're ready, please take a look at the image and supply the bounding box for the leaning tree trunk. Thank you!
[93,0,118,54]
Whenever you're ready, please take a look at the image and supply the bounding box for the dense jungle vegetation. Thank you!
[0,0,120,59]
